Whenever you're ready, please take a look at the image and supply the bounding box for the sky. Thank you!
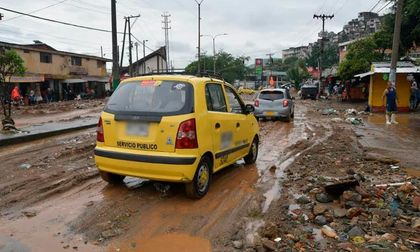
[0,0,392,70]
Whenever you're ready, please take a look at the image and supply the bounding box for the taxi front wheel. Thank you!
[99,171,125,184]
[185,156,212,199]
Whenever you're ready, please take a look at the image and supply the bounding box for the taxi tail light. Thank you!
[175,119,198,149]
[96,117,104,142]
[283,100,289,107]
[254,99,260,107]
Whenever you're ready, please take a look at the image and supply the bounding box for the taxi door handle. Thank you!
[236,122,240,128]
[215,123,221,129]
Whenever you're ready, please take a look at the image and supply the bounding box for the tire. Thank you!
[99,170,125,184]
[244,137,259,165]
[185,156,212,199]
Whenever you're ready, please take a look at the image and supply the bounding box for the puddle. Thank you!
[119,233,212,252]
[405,167,420,177]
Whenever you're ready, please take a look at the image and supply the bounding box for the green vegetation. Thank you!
[0,49,26,130]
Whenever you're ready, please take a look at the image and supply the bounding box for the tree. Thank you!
[287,59,310,87]
[306,43,339,69]
[338,37,381,80]
[0,49,26,130]
[378,0,420,55]
[185,51,249,83]
[373,29,393,58]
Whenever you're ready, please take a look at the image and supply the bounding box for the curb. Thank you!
[0,123,97,147]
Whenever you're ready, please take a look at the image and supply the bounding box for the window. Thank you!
[105,80,193,115]
[259,90,284,101]
[205,83,227,112]
[40,52,52,63]
[97,60,105,68]
[71,56,82,66]
[224,85,244,114]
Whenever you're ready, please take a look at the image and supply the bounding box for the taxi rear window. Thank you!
[105,80,194,116]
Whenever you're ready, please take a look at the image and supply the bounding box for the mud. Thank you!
[1,98,419,251]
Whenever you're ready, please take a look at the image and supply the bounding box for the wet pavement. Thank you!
[356,112,420,168]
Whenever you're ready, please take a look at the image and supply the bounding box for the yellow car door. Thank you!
[223,85,250,160]
[204,83,235,170]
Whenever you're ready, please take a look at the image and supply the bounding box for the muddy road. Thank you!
[0,102,325,251]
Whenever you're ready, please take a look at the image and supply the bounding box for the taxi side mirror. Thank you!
[245,104,255,114]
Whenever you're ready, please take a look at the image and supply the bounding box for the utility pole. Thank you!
[125,14,140,77]
[100,46,103,58]
[266,53,274,79]
[0,13,4,20]
[390,0,404,84]
[111,0,119,91]
[201,33,228,74]
[120,18,128,70]
[194,0,205,75]
[162,12,171,72]
[313,14,334,81]
[134,42,139,75]
[143,40,147,74]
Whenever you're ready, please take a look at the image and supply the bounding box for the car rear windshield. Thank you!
[105,80,193,115]
[259,91,284,100]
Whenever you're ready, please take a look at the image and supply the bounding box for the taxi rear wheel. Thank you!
[244,137,258,165]
[99,171,125,184]
[185,156,212,199]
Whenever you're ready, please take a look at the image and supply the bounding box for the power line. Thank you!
[369,0,383,12]
[376,1,392,13]
[131,34,155,52]
[2,0,69,22]
[0,6,120,34]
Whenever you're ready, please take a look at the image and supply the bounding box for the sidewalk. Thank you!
[355,112,420,168]
[0,116,98,147]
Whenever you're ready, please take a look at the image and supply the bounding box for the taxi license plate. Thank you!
[265,111,275,116]
[126,122,149,136]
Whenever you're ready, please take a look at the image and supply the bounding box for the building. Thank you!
[355,62,420,112]
[0,40,111,101]
[339,12,382,43]
[282,46,310,59]
[130,46,167,75]
[338,39,361,63]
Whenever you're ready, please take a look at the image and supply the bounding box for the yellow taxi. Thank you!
[95,75,259,198]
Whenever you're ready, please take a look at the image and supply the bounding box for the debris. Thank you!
[261,238,276,251]
[347,226,365,238]
[321,108,338,115]
[345,109,358,116]
[345,117,363,125]
[314,215,328,226]
[331,117,343,123]
[101,230,117,239]
[390,165,400,170]
[375,182,412,188]
[324,179,360,196]
[341,190,362,202]
[398,183,416,193]
[346,208,364,218]
[313,204,328,215]
[412,217,420,229]
[315,193,333,203]
[321,225,338,239]
[273,237,281,242]
[351,236,365,245]
[296,195,311,204]
[232,240,243,249]
[22,210,37,217]
[333,208,347,218]
[19,163,32,169]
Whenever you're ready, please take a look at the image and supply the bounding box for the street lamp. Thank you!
[194,0,205,75]
[201,33,228,74]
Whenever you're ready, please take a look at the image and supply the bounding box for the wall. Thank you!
[369,73,411,112]
[15,48,107,78]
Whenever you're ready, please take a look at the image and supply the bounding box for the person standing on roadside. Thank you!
[382,81,399,125]
[411,78,419,110]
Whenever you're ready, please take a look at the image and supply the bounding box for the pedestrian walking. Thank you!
[410,78,419,110]
[382,81,399,125]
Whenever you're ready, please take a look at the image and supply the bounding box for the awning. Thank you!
[62,79,88,84]
[83,76,109,82]
[354,72,374,78]
[9,75,45,83]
